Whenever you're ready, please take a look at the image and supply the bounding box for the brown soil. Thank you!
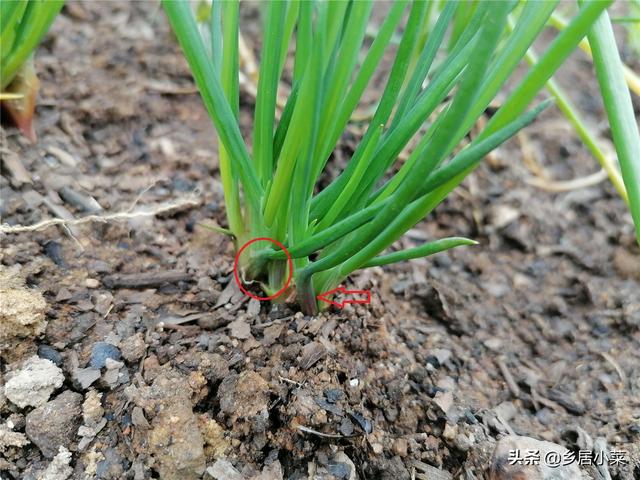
[1,2,639,479]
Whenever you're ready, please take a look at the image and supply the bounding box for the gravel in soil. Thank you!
[1,3,639,480]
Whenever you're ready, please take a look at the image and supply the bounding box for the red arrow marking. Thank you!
[316,286,371,309]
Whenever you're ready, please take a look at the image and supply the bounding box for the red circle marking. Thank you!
[233,237,293,301]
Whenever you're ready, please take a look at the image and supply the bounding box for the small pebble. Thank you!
[120,333,147,362]
[90,342,122,369]
[39,447,73,479]
[326,461,351,479]
[43,241,67,268]
[85,278,100,289]
[339,418,354,436]
[4,357,64,408]
[74,368,101,390]
[348,411,373,434]
[37,344,63,367]
[425,355,441,369]
[25,390,82,458]
[393,438,409,457]
[324,388,344,403]
[82,390,104,426]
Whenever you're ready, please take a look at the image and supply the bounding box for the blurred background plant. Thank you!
[1,0,64,141]
[431,0,640,243]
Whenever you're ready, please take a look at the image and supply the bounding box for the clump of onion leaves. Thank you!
[163,0,618,314]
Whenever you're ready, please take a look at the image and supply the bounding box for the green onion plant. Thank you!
[0,0,64,140]
[163,0,618,314]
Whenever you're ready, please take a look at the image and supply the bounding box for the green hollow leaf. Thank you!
[335,100,552,278]
[362,237,478,268]
[210,0,222,73]
[315,0,373,167]
[262,19,323,228]
[389,1,456,130]
[316,0,407,168]
[341,1,495,215]
[458,0,559,139]
[586,9,640,244]
[311,28,476,221]
[278,1,299,74]
[312,0,428,191]
[287,7,323,253]
[217,0,244,237]
[253,0,286,184]
[1,1,28,55]
[299,2,513,281]
[484,0,612,137]
[162,0,263,214]
[317,124,382,230]
[273,81,299,161]
[265,96,551,264]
